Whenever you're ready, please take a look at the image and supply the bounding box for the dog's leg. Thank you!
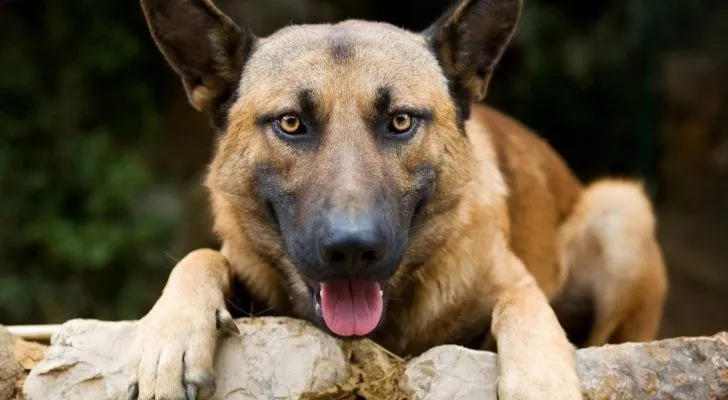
[126,249,237,400]
[490,252,583,400]
[557,179,668,346]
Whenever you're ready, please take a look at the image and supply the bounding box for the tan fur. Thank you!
[557,179,668,345]
[128,1,668,399]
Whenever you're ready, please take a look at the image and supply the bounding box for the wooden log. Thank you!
[5,325,61,342]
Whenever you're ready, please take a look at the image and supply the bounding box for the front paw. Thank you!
[126,299,239,400]
[498,370,582,400]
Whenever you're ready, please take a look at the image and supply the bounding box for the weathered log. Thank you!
[5,325,60,343]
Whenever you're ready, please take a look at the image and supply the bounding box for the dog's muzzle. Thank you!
[304,209,397,336]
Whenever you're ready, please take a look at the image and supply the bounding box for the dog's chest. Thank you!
[374,296,494,356]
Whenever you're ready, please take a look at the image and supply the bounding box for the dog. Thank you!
[127,0,669,398]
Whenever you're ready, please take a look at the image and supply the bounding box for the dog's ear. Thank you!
[140,0,255,114]
[424,0,522,102]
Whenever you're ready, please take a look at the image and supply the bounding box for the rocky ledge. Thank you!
[0,327,47,400]
[2,317,727,399]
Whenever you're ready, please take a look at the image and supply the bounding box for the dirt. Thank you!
[300,340,411,400]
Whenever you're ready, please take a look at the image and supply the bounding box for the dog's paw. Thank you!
[497,367,582,400]
[125,295,239,400]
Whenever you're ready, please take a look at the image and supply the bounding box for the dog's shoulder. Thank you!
[466,104,583,294]
[469,103,582,223]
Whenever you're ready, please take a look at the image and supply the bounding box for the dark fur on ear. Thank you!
[139,0,256,123]
[424,0,522,102]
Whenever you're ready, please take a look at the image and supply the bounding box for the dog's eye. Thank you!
[276,114,305,135]
[390,113,415,134]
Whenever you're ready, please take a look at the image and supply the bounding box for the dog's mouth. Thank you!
[311,280,385,337]
[266,198,392,338]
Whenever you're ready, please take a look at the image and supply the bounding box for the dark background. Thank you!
[1,0,727,339]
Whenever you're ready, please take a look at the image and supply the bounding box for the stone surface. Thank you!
[19,317,728,400]
[404,332,728,400]
[212,318,348,399]
[402,345,498,400]
[13,339,47,373]
[576,332,728,400]
[0,326,46,400]
[0,326,23,400]
[23,317,348,400]
[22,320,136,400]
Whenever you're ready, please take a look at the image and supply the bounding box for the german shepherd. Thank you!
[128,0,668,398]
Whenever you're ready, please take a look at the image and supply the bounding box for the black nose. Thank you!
[319,212,387,271]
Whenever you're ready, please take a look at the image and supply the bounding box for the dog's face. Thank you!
[141,0,521,338]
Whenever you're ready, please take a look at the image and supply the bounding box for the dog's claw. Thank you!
[186,382,197,400]
[127,301,221,400]
[127,383,139,400]
[216,309,240,337]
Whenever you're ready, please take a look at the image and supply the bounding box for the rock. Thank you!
[0,326,46,400]
[19,317,728,400]
[13,339,46,373]
[402,345,497,400]
[22,320,136,400]
[301,340,410,399]
[213,318,348,399]
[0,326,23,400]
[22,317,348,400]
[403,332,728,400]
[576,332,728,399]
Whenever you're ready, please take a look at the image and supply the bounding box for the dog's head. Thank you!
[140,0,521,338]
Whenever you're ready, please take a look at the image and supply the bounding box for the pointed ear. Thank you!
[139,0,255,116]
[424,0,522,102]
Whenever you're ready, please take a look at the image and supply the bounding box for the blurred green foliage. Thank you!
[0,0,178,324]
[0,0,724,325]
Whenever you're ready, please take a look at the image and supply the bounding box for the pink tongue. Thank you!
[319,281,383,336]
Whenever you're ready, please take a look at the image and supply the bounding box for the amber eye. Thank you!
[390,113,414,134]
[276,114,304,135]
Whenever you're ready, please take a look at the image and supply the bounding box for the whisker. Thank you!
[251,306,274,317]
[163,251,181,263]
[385,294,406,303]
[225,298,250,315]
[225,297,276,318]
[408,221,428,233]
